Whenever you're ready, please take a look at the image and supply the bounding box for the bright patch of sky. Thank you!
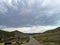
[2,26,59,33]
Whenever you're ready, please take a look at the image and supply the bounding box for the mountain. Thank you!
[11,30,24,35]
[32,27,60,45]
[0,30,29,43]
[43,27,60,33]
[0,30,15,38]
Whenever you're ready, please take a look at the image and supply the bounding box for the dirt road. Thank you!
[23,36,41,45]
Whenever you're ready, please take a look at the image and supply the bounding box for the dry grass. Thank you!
[0,43,4,45]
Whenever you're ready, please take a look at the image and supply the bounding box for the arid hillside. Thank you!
[32,27,60,45]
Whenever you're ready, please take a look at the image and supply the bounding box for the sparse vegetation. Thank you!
[32,27,60,45]
[0,30,29,45]
[0,27,60,45]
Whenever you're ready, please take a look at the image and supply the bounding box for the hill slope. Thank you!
[33,27,60,45]
[0,30,29,43]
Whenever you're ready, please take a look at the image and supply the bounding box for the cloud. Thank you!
[0,0,60,27]
[20,8,32,15]
[1,25,58,33]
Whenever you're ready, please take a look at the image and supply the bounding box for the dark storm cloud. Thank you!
[0,0,60,27]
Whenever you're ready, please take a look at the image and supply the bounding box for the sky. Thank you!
[0,0,60,33]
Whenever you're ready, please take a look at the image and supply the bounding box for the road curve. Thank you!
[23,36,41,45]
